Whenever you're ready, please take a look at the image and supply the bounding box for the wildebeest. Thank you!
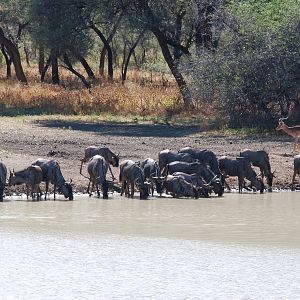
[32,159,73,200]
[8,165,43,200]
[140,158,164,196]
[158,149,194,175]
[292,154,300,191]
[0,162,7,201]
[80,146,119,180]
[240,149,274,191]
[119,160,149,199]
[87,155,109,199]
[218,156,264,193]
[172,172,210,198]
[165,161,224,196]
[163,175,199,198]
[178,147,222,179]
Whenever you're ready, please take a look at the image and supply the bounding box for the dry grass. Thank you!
[0,67,212,121]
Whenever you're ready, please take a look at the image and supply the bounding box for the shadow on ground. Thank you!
[36,120,201,138]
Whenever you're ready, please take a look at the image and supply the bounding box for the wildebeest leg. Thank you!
[79,159,85,175]
[96,183,100,197]
[108,165,115,181]
[45,181,49,200]
[120,180,125,196]
[223,178,231,192]
[26,184,30,200]
[89,181,95,197]
[130,182,134,198]
[238,176,243,193]
[53,184,56,200]
[292,171,297,191]
[87,179,91,195]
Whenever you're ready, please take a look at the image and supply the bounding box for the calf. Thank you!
[218,156,264,193]
[240,149,274,191]
[87,155,109,199]
[8,165,43,200]
[0,162,7,201]
[32,159,73,200]
[158,149,194,175]
[119,160,149,199]
[163,175,199,198]
[140,158,164,196]
[172,172,210,198]
[165,161,224,196]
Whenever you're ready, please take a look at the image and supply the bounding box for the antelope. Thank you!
[276,117,300,152]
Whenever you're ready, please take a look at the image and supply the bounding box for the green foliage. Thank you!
[29,0,92,56]
[189,0,300,127]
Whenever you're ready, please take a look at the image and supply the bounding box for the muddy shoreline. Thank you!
[0,116,298,194]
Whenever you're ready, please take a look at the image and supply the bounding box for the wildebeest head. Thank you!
[111,153,120,167]
[59,180,73,200]
[210,178,224,196]
[8,170,17,186]
[151,176,165,195]
[138,181,150,199]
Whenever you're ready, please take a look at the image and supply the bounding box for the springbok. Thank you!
[276,117,300,152]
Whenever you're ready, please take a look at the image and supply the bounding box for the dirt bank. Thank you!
[0,115,297,195]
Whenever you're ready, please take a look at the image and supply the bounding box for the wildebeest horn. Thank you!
[208,175,218,185]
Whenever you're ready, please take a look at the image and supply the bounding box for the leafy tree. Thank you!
[0,0,29,82]
[30,0,92,86]
[189,0,300,127]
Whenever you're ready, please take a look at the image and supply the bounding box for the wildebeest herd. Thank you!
[4,142,300,202]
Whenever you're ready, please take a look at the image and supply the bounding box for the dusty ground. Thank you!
[0,115,298,195]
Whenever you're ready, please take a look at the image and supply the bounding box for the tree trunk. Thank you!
[152,28,193,107]
[121,32,144,83]
[75,53,95,79]
[98,12,123,77]
[41,55,52,82]
[90,24,113,81]
[38,45,45,75]
[1,44,12,78]
[24,46,30,67]
[99,47,106,76]
[0,27,27,83]
[63,53,91,89]
[51,48,59,85]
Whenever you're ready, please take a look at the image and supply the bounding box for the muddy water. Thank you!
[1,193,300,299]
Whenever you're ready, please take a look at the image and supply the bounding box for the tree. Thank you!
[127,0,197,106]
[30,0,93,86]
[189,0,300,127]
[0,0,29,83]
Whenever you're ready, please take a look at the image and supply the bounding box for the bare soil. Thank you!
[0,116,297,194]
